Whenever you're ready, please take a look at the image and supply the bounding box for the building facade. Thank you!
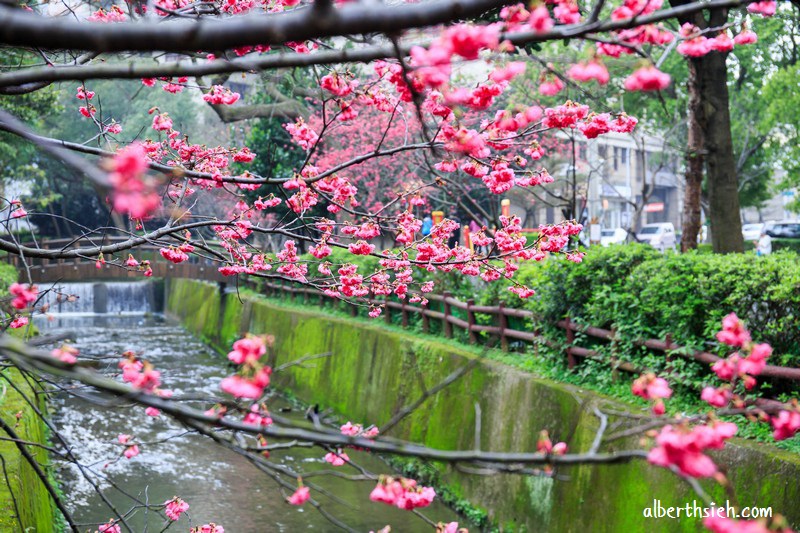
[527,131,684,232]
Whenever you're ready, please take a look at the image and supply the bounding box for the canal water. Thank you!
[38,283,460,532]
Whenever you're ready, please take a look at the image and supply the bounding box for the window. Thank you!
[620,147,628,164]
[578,143,587,161]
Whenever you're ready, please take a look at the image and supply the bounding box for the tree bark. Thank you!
[696,50,743,253]
[681,60,704,252]
[672,4,744,253]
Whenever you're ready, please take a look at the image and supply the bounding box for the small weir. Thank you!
[39,281,157,315]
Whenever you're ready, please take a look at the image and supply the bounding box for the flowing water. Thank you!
[37,283,460,532]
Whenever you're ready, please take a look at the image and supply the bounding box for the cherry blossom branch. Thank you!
[0,108,110,188]
[379,358,479,434]
[0,0,753,88]
[0,336,650,467]
[0,0,511,53]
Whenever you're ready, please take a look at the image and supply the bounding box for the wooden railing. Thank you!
[255,279,800,384]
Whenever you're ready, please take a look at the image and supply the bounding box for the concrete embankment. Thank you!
[167,278,800,532]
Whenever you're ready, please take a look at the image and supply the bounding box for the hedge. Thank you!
[298,245,800,380]
[465,245,800,393]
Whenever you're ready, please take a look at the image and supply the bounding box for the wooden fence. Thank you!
[256,279,800,384]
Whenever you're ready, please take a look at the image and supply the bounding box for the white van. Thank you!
[636,223,676,252]
[600,227,627,247]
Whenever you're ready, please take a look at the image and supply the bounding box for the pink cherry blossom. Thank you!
[348,240,375,255]
[9,283,38,310]
[747,0,776,16]
[288,486,310,505]
[701,386,732,408]
[529,5,554,33]
[579,113,613,139]
[190,524,224,533]
[771,410,800,441]
[538,77,564,96]
[509,286,535,298]
[227,336,267,365]
[734,30,758,45]
[370,476,435,510]
[203,85,241,105]
[677,36,712,57]
[536,430,567,454]
[442,24,500,60]
[647,422,736,478]
[567,61,610,85]
[703,515,772,533]
[152,113,173,131]
[710,32,735,53]
[284,118,319,150]
[631,373,672,400]
[123,444,139,459]
[164,497,190,520]
[220,375,265,399]
[109,143,161,219]
[624,66,671,91]
[9,316,28,329]
[716,313,751,347]
[52,345,79,364]
[320,72,358,96]
[97,521,122,533]
[160,247,189,264]
[324,450,350,466]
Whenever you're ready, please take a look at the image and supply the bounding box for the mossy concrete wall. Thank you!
[0,368,58,532]
[167,279,800,532]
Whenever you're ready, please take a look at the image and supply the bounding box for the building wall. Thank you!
[529,131,683,232]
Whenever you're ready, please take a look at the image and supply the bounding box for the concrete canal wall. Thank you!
[167,278,800,532]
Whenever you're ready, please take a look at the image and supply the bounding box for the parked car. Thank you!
[636,222,676,252]
[766,220,800,239]
[742,223,764,242]
[600,227,628,247]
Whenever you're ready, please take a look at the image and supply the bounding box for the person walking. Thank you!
[756,231,772,256]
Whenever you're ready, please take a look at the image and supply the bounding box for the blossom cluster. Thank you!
[369,476,436,510]
[108,143,161,219]
[220,335,273,399]
[645,313,800,483]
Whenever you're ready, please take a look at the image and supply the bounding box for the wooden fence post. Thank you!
[401,300,409,328]
[498,303,508,352]
[664,333,674,373]
[443,291,453,339]
[384,297,392,325]
[610,326,619,381]
[466,299,477,344]
[421,299,430,333]
[665,333,674,362]
[565,316,576,369]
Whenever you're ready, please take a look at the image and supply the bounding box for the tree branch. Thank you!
[0,0,753,88]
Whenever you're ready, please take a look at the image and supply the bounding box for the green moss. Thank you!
[0,369,58,532]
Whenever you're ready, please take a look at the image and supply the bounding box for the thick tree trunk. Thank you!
[672,4,744,253]
[681,61,704,252]
[696,51,744,253]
